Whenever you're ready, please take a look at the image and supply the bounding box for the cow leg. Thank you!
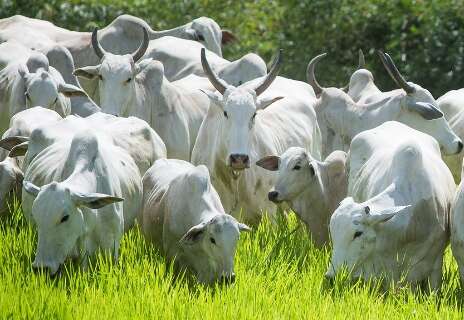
[429,253,444,290]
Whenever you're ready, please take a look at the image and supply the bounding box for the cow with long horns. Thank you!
[192,48,321,224]
[307,51,462,158]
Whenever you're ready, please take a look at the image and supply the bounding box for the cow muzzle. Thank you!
[229,154,250,170]
[220,273,236,284]
[268,190,282,203]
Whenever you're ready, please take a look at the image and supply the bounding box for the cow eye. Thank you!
[54,97,58,104]
[293,164,301,170]
[98,75,103,81]
[60,215,70,223]
[125,77,132,83]
[353,231,363,239]
[25,92,30,100]
[210,237,216,245]
[223,111,228,118]
[252,113,257,120]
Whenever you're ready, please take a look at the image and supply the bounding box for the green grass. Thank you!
[1,202,463,319]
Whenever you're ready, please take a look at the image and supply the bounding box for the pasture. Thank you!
[1,201,463,319]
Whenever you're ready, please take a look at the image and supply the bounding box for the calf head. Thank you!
[23,180,123,275]
[180,214,250,284]
[73,27,150,116]
[257,147,347,206]
[19,52,85,110]
[200,48,283,171]
[326,197,409,279]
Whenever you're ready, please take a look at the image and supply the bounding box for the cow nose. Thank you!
[229,154,250,168]
[458,141,463,153]
[220,273,236,284]
[268,191,279,202]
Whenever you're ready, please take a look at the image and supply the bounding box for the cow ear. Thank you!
[221,30,237,44]
[9,141,29,157]
[0,136,29,151]
[58,83,87,97]
[238,223,252,232]
[407,102,443,120]
[71,192,124,209]
[180,223,207,245]
[199,89,223,106]
[256,155,280,171]
[257,96,284,110]
[23,181,40,197]
[73,66,100,79]
[362,205,410,226]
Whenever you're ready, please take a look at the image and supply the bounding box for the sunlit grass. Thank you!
[0,202,463,319]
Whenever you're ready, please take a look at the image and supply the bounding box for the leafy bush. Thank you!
[2,0,464,96]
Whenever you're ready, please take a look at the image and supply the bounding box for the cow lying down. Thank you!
[141,159,251,284]
[326,121,455,289]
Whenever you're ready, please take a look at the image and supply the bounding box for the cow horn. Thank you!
[91,28,107,59]
[132,27,149,63]
[306,53,327,96]
[201,48,227,94]
[377,51,415,94]
[358,49,365,69]
[254,49,283,96]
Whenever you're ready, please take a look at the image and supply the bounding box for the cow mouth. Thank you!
[229,163,250,171]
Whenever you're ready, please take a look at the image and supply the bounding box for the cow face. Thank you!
[188,17,223,56]
[23,181,123,275]
[326,197,409,279]
[200,48,283,172]
[180,214,250,283]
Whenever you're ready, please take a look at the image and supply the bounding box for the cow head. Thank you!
[200,48,283,171]
[257,147,347,206]
[19,52,85,111]
[0,158,23,216]
[326,197,409,279]
[377,51,463,155]
[180,214,251,284]
[23,180,123,275]
[73,27,150,116]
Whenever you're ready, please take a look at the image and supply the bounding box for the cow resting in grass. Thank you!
[141,159,250,283]
[307,51,462,159]
[326,121,455,289]
[0,41,86,134]
[192,48,321,224]
[19,114,166,274]
[256,148,348,247]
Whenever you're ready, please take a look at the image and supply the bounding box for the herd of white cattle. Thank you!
[2,14,464,287]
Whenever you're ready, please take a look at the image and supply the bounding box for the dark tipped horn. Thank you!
[91,28,107,59]
[306,53,327,96]
[377,51,415,94]
[254,49,283,96]
[132,27,149,62]
[200,48,227,94]
[358,49,365,69]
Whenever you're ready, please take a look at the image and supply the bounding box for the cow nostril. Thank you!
[268,191,279,201]
[243,155,249,164]
[458,141,463,153]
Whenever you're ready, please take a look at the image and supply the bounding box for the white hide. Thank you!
[0,42,86,135]
[141,159,250,283]
[192,75,321,224]
[257,148,348,246]
[327,121,455,289]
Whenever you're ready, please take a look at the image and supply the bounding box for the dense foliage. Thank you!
[2,0,464,96]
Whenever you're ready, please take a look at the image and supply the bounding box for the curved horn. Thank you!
[91,28,107,59]
[377,51,415,94]
[306,53,327,96]
[358,49,365,69]
[254,49,283,96]
[200,48,227,94]
[132,27,149,63]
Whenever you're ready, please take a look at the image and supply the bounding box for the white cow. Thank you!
[0,41,86,134]
[141,159,250,283]
[0,107,63,216]
[192,49,321,224]
[451,163,464,283]
[20,113,166,274]
[326,121,455,289]
[438,89,464,121]
[256,148,348,247]
[307,52,462,158]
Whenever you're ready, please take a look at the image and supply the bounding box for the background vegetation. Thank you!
[2,0,464,96]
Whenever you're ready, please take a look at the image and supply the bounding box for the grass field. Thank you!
[1,202,464,319]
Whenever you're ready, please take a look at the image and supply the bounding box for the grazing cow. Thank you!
[0,107,63,216]
[0,41,86,134]
[192,49,321,224]
[307,51,462,158]
[326,121,455,289]
[20,114,166,274]
[256,148,348,247]
[141,159,250,283]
